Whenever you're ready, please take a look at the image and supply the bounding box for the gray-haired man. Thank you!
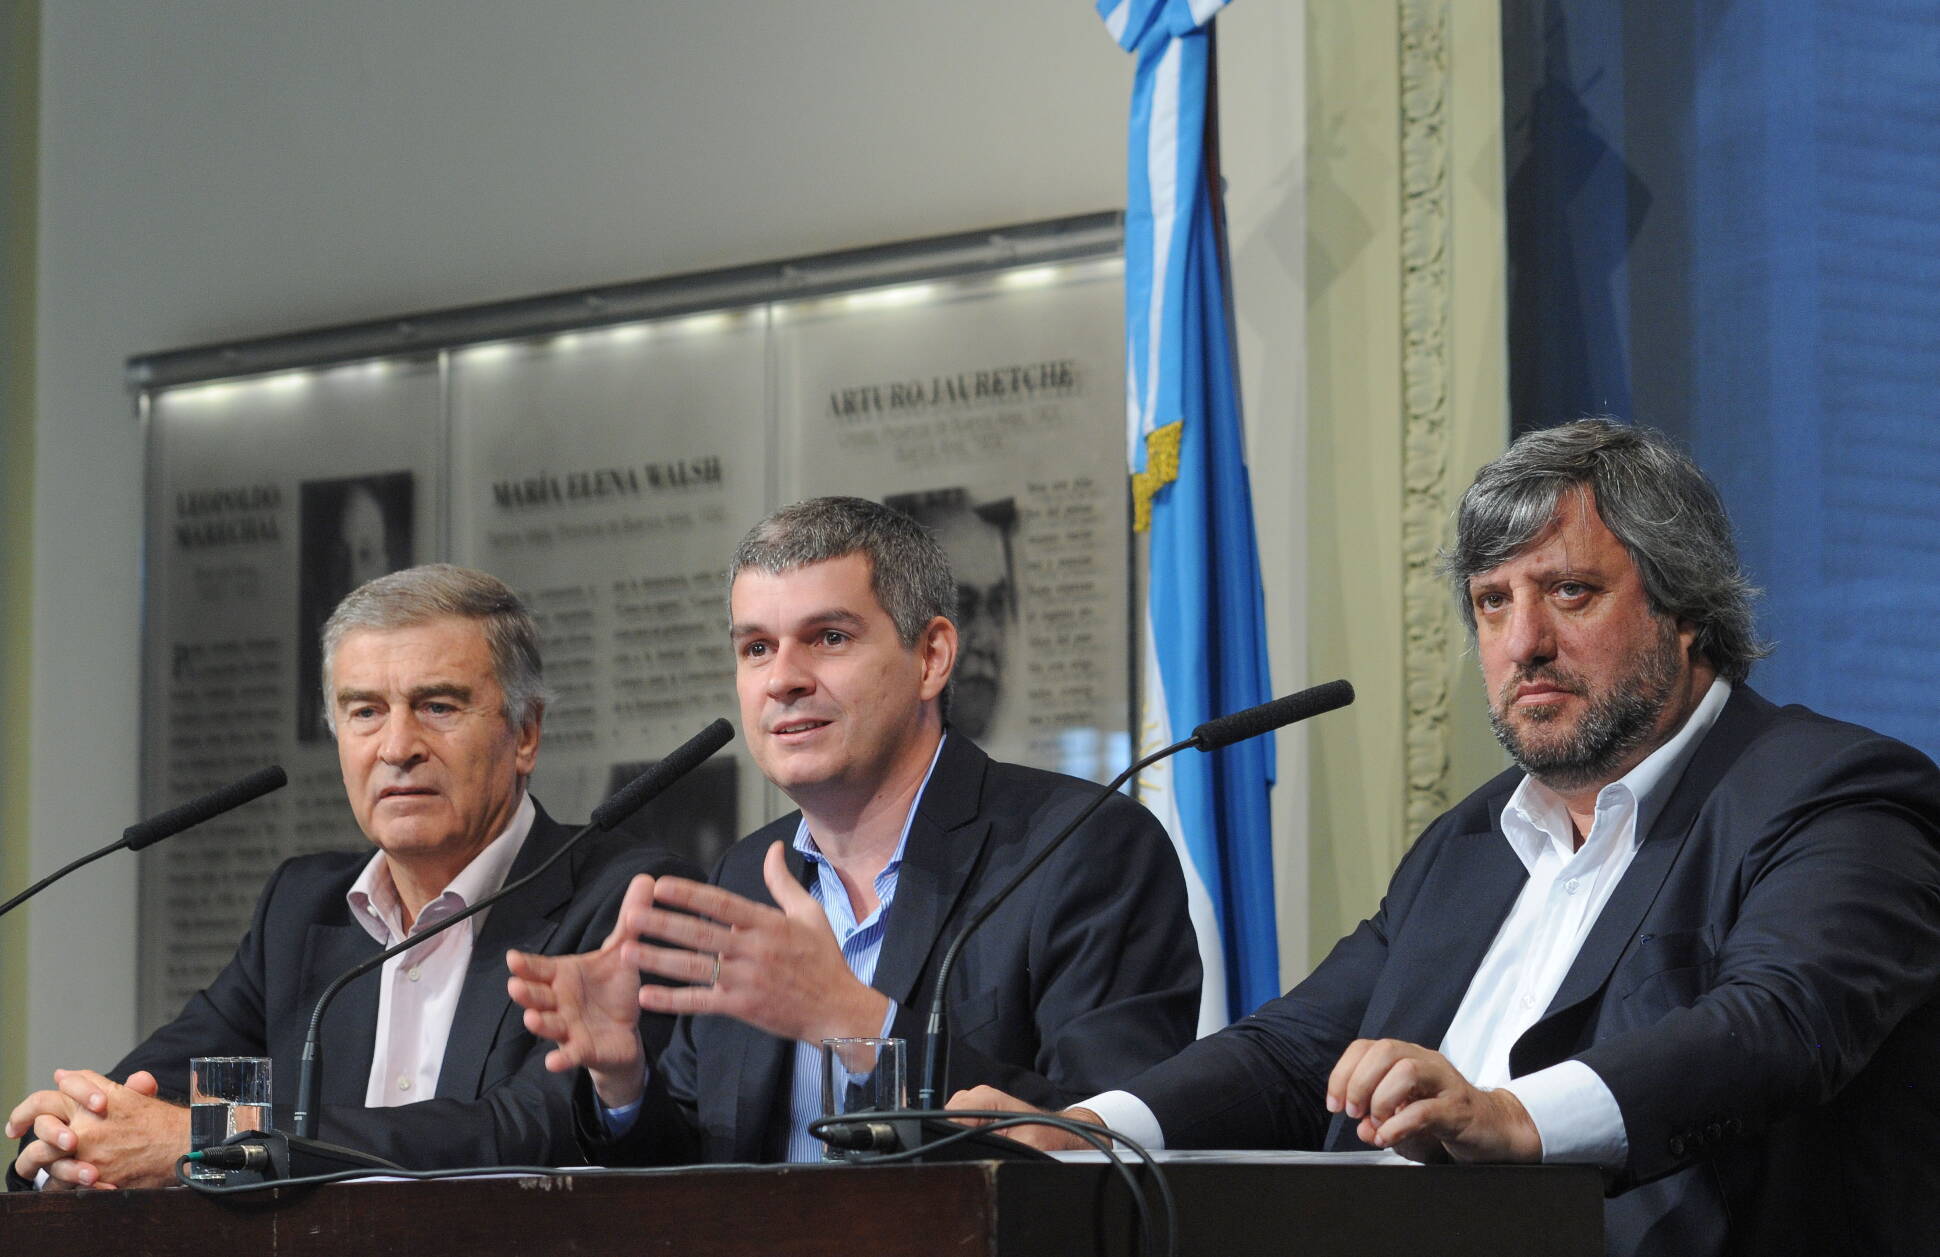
[8,565,696,1189]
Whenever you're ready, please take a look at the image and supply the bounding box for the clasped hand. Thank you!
[1325,1039,1541,1163]
[943,1040,1544,1164]
[6,1068,185,1190]
[509,841,889,1108]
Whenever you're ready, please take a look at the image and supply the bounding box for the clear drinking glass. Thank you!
[187,1056,272,1182]
[819,1036,906,1162]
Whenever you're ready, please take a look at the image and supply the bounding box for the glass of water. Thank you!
[188,1056,272,1182]
[819,1037,905,1162]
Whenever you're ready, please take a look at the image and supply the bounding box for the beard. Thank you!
[1487,617,1685,794]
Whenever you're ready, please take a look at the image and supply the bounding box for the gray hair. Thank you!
[1440,418,1769,683]
[321,563,552,733]
[728,496,957,646]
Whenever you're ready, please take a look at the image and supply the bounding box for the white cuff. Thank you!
[1500,1059,1627,1168]
[1073,1090,1167,1151]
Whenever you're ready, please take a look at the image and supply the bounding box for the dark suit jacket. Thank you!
[1124,687,1940,1257]
[9,802,696,1188]
[579,732,1203,1164]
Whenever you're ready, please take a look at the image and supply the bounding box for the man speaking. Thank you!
[7,565,695,1188]
[956,421,1940,1257]
[508,496,1202,1163]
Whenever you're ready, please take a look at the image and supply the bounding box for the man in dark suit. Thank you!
[7,565,694,1188]
[507,496,1200,1163]
[954,421,1940,1257]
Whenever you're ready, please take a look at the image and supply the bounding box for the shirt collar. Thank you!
[1502,678,1732,866]
[792,732,949,878]
[347,791,536,945]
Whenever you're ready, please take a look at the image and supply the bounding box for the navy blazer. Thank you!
[579,732,1203,1164]
[1125,687,1940,1257]
[9,802,695,1184]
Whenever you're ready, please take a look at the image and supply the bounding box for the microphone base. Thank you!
[826,1116,1055,1164]
[200,1128,404,1183]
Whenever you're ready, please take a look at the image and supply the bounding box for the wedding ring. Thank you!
[710,954,722,986]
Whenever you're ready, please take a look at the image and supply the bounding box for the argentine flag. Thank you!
[1099,0,1278,1031]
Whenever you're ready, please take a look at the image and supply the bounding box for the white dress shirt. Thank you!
[1085,679,1733,1165]
[346,793,535,1107]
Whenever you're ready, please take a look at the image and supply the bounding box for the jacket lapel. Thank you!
[1324,819,1524,1150]
[870,734,993,1011]
[438,808,574,1099]
[723,838,810,1159]
[1517,687,1769,1058]
[303,921,384,1106]
[1364,827,1527,1048]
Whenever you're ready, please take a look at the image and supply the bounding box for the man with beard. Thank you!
[952,420,1940,1257]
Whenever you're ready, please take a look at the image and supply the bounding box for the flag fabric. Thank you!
[1099,0,1278,1030]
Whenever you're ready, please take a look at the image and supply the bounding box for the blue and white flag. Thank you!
[1099,0,1278,1031]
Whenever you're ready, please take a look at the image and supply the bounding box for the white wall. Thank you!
[23,2,1304,1078]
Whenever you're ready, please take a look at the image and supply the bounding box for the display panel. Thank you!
[136,223,1128,1014]
[138,358,445,1028]
[775,258,1132,779]
[448,313,772,868]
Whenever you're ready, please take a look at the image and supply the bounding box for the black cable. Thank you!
[172,1156,771,1193]
[806,1108,1176,1257]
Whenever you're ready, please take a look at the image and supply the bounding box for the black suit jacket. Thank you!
[9,801,696,1188]
[1124,687,1940,1257]
[579,733,1203,1164]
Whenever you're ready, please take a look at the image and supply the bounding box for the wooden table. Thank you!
[0,1158,1603,1255]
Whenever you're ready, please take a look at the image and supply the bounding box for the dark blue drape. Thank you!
[1503,0,1940,760]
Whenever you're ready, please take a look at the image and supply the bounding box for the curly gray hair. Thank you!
[1440,419,1769,682]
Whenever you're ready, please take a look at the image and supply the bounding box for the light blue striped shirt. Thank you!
[781,736,945,1162]
[599,736,944,1161]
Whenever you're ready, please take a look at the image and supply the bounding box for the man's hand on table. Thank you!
[8,1069,185,1190]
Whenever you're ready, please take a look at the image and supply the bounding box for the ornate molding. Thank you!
[1398,0,1455,837]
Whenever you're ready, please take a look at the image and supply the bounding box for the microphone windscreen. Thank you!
[1190,680,1355,751]
[592,718,735,831]
[123,764,289,852]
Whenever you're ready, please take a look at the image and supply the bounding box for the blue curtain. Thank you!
[1503,0,1940,761]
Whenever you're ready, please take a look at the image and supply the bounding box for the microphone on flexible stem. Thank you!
[901,679,1355,1125]
[0,765,288,920]
[289,717,735,1147]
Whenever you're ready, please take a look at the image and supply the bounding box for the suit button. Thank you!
[1726,1117,1742,1136]
[1705,1122,1723,1144]
[1668,1136,1686,1158]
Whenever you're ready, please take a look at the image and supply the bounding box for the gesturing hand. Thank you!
[626,841,890,1046]
[1325,1038,1542,1164]
[507,872,657,1108]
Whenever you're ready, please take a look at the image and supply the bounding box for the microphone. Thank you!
[904,680,1355,1118]
[291,718,734,1142]
[591,724,731,829]
[0,765,287,919]
[123,764,291,851]
[1189,678,1355,751]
